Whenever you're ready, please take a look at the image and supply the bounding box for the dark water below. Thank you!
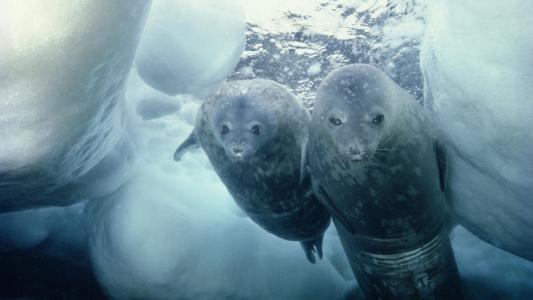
[0,248,106,300]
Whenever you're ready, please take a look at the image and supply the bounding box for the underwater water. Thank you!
[0,0,532,299]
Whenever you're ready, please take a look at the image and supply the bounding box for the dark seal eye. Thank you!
[329,117,343,126]
[372,114,385,125]
[220,124,230,135]
[250,124,262,136]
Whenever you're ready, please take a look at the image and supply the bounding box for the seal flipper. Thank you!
[300,235,324,264]
[313,235,324,259]
[311,178,356,235]
[435,140,447,192]
[173,131,199,161]
[300,240,317,264]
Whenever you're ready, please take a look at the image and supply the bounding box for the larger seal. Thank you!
[309,64,463,299]
[174,79,330,263]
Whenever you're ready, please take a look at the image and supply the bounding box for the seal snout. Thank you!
[228,140,248,160]
[232,144,244,155]
[347,144,367,162]
[231,144,244,158]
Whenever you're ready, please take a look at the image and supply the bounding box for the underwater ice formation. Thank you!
[0,202,86,252]
[421,0,533,261]
[135,0,246,97]
[0,0,150,211]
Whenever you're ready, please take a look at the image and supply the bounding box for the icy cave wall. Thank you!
[421,0,533,261]
[0,0,150,211]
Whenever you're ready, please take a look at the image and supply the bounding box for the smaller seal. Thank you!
[309,64,463,299]
[174,79,330,263]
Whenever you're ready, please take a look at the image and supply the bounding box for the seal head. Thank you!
[315,64,399,164]
[211,95,275,161]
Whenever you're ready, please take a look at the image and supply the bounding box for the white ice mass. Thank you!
[0,0,532,299]
[421,0,533,261]
[135,0,246,97]
[0,0,150,211]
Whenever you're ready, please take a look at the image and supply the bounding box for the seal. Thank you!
[173,79,330,263]
[309,64,463,299]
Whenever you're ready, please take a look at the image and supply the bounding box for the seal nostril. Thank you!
[348,145,365,162]
[233,146,244,154]
[349,146,361,155]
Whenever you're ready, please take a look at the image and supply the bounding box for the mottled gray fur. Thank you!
[174,80,330,263]
[309,64,463,299]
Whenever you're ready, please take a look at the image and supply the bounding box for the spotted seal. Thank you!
[309,64,463,298]
[174,79,330,263]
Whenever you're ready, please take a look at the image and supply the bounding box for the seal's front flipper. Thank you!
[311,178,356,235]
[435,140,447,192]
[300,235,324,264]
[173,131,199,161]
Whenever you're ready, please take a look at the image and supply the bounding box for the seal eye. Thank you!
[329,117,343,126]
[372,114,384,125]
[220,124,230,135]
[250,124,262,136]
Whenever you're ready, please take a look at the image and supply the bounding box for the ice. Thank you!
[87,172,349,299]
[0,202,86,252]
[421,0,533,260]
[307,63,322,76]
[135,0,246,97]
[451,226,533,299]
[382,13,425,50]
[137,96,181,121]
[125,70,182,121]
[0,0,150,211]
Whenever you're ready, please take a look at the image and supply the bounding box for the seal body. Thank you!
[309,64,463,298]
[174,80,330,263]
